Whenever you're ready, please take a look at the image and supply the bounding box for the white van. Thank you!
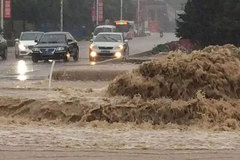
[93,25,116,39]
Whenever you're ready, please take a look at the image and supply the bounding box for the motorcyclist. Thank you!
[159,29,163,38]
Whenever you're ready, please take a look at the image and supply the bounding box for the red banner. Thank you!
[148,21,159,33]
[91,1,96,22]
[91,0,103,22]
[98,0,103,22]
[4,0,11,19]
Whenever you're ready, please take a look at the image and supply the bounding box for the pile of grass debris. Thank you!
[1,45,240,130]
[105,44,240,130]
[108,44,240,100]
[1,92,239,130]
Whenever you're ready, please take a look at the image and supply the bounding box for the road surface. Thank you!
[1,148,239,160]
[0,33,177,81]
[0,124,240,160]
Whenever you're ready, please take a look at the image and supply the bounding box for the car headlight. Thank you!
[117,45,124,50]
[115,52,122,58]
[18,44,26,51]
[90,51,97,57]
[56,47,65,51]
[32,48,40,52]
[89,44,98,50]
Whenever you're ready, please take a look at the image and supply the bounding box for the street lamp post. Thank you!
[60,0,63,31]
[1,0,4,33]
[137,0,140,35]
[120,0,123,20]
[96,0,99,25]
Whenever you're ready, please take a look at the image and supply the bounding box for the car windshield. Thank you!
[94,28,112,35]
[39,34,66,44]
[95,34,122,42]
[20,33,43,41]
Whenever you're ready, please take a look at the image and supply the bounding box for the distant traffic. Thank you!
[0,20,154,63]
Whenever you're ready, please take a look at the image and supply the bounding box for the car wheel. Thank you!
[1,48,7,60]
[16,54,23,59]
[73,49,79,62]
[89,56,96,62]
[15,49,19,58]
[15,53,19,59]
[32,55,38,63]
[63,55,69,62]
[124,47,130,58]
[15,53,22,59]
[15,50,23,59]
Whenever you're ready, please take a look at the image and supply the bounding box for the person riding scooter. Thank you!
[160,29,163,38]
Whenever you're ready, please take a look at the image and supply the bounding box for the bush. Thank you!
[152,44,169,54]
[108,44,240,100]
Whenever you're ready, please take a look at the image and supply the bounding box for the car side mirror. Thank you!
[34,40,38,43]
[124,39,128,43]
[15,38,19,42]
[92,32,94,36]
[90,39,93,42]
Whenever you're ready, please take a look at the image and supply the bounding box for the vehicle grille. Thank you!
[28,46,34,50]
[98,47,113,50]
[40,48,55,55]
[98,53,114,56]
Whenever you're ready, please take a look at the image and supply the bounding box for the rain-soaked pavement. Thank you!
[0,33,178,81]
[0,124,240,160]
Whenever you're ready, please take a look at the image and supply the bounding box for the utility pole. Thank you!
[137,0,140,35]
[120,0,123,20]
[60,0,63,31]
[1,0,4,33]
[96,0,99,25]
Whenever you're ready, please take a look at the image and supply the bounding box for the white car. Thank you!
[144,29,151,36]
[92,25,116,40]
[15,31,44,59]
[89,32,129,61]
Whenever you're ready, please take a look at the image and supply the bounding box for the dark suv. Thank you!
[32,32,79,63]
[0,34,7,60]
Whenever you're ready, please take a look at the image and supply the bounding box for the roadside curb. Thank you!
[99,50,168,64]
[52,51,168,81]
[98,50,153,64]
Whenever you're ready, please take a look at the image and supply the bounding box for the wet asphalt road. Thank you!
[0,33,178,81]
[1,147,240,160]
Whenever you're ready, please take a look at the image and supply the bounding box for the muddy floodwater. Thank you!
[1,45,240,160]
[0,122,240,151]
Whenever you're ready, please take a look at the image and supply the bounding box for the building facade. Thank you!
[138,0,175,32]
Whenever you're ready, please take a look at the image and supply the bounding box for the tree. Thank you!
[176,0,240,47]
[9,0,137,38]
[12,0,60,30]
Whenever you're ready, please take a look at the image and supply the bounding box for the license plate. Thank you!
[41,49,54,55]
[43,52,53,56]
[100,50,110,54]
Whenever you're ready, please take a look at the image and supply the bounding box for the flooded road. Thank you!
[0,124,240,160]
[0,33,177,81]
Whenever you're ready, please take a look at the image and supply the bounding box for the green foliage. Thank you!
[176,0,240,47]
[12,0,59,24]
[152,44,169,54]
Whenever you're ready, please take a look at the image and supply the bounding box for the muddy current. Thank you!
[1,45,240,131]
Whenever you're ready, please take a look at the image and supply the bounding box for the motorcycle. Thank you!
[160,31,163,38]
